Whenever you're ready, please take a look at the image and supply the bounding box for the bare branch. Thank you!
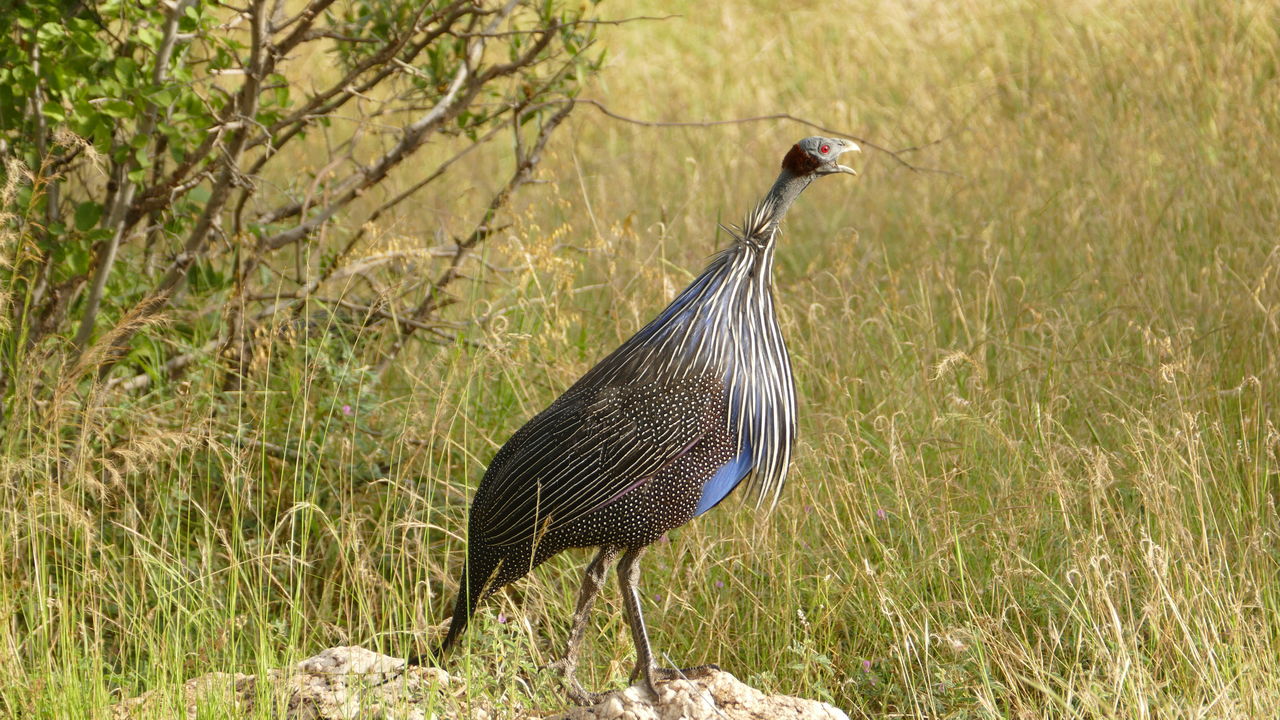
[253,4,537,251]
[105,339,222,393]
[312,295,448,333]
[245,1,474,156]
[374,99,576,373]
[74,0,199,354]
[576,98,958,176]
[125,127,224,227]
[269,0,341,57]
[451,13,679,38]
[93,0,271,380]
[247,115,515,322]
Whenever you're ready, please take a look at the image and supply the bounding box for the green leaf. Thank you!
[99,99,135,119]
[74,202,103,232]
[149,87,176,107]
[114,57,139,84]
[36,21,65,43]
[136,26,162,50]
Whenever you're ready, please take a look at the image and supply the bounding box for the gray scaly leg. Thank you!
[617,546,663,697]
[618,546,719,701]
[553,545,620,705]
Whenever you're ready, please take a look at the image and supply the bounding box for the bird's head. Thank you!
[781,136,860,177]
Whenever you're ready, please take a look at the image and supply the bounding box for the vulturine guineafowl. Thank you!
[417,136,860,703]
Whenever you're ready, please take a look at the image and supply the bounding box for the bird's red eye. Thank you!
[820,144,830,154]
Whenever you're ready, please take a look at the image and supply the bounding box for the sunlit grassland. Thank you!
[4,0,1280,717]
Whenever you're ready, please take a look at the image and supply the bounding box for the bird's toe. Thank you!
[632,663,720,700]
[549,659,612,706]
[650,663,719,682]
[567,686,613,706]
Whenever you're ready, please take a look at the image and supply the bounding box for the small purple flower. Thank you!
[804,504,813,513]
[862,659,872,672]
[497,612,508,624]
[715,580,724,589]
[659,533,669,543]
[876,508,887,520]
[341,404,353,416]
[654,593,662,601]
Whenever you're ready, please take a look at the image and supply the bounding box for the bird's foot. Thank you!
[630,663,721,699]
[547,658,613,706]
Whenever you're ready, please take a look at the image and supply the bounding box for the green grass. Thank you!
[4,0,1280,717]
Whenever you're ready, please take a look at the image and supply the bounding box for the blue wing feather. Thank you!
[694,439,753,516]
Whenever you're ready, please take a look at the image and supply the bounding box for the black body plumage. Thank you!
[423,137,859,702]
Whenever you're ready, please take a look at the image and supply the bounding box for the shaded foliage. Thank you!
[1,0,599,405]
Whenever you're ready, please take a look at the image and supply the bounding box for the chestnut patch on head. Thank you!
[781,144,821,175]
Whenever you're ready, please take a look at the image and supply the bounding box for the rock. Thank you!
[113,647,847,720]
[552,669,849,720]
[113,646,449,720]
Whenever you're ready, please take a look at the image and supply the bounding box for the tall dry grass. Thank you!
[3,0,1279,717]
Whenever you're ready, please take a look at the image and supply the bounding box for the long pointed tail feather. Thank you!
[408,553,500,666]
[436,581,476,656]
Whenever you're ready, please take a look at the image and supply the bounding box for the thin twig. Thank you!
[311,295,452,333]
[74,0,198,355]
[252,3,531,250]
[373,99,576,374]
[222,433,301,462]
[93,0,270,381]
[451,13,679,38]
[105,339,222,393]
[246,1,473,157]
[576,98,958,176]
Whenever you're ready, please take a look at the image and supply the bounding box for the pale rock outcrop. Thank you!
[112,646,453,720]
[113,646,848,720]
[553,668,849,720]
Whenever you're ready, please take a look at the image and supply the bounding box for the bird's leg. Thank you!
[617,546,665,698]
[617,546,719,701]
[552,545,620,705]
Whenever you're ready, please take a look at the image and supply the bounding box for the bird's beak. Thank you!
[833,140,861,175]
[817,139,861,176]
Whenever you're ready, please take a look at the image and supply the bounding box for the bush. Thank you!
[0,4,601,699]
[1,0,599,402]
